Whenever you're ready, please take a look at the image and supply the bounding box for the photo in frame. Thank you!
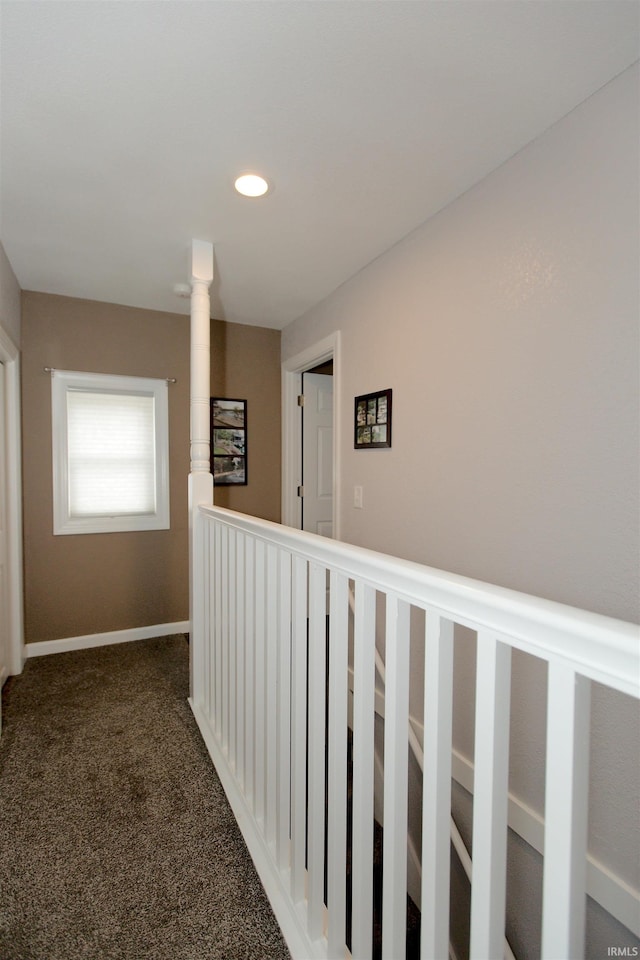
[210,398,247,485]
[354,389,392,449]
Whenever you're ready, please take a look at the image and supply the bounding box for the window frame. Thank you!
[51,370,170,535]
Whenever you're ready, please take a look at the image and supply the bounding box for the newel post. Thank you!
[188,239,214,704]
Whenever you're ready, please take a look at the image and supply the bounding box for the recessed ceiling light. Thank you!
[234,173,270,198]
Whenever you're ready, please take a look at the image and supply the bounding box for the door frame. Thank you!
[281,331,341,538]
[0,324,24,677]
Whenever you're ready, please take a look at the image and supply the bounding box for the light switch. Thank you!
[354,485,363,509]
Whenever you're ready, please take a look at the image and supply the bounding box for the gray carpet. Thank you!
[0,635,291,960]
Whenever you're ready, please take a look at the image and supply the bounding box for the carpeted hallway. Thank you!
[0,635,291,960]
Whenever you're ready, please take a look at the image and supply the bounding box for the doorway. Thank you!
[301,366,333,536]
[281,332,341,537]
[0,361,8,691]
[0,325,24,701]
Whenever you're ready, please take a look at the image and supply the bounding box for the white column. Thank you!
[189,239,214,703]
[190,238,214,479]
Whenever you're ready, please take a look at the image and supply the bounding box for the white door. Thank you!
[302,372,333,537]
[0,362,8,731]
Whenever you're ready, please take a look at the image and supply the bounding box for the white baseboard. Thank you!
[25,621,190,659]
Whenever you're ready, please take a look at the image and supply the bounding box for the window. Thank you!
[52,370,170,535]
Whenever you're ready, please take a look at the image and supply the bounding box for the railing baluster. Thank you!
[220,523,229,752]
[244,534,256,805]
[470,631,512,960]
[254,538,266,824]
[290,554,308,903]
[541,663,591,960]
[202,523,215,723]
[351,580,376,960]
[382,594,411,960]
[265,543,279,846]
[204,518,213,722]
[421,612,454,960]
[214,520,223,736]
[307,561,327,941]
[327,570,349,956]
[236,531,246,789]
[277,548,292,869]
[228,527,237,768]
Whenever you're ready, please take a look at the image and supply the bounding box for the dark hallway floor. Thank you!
[0,635,290,960]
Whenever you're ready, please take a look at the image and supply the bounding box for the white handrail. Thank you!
[199,505,638,698]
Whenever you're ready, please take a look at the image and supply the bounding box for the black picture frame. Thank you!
[210,398,247,485]
[354,389,392,449]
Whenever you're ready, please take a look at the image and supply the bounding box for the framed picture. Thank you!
[354,389,392,449]
[210,398,247,485]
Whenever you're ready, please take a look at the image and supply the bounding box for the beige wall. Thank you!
[282,65,639,954]
[210,318,281,522]
[0,242,21,347]
[21,293,281,644]
[283,64,639,624]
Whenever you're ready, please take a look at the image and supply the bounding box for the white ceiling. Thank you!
[1,1,638,330]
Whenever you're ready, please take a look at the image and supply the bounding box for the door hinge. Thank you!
[297,485,304,498]
[297,394,305,407]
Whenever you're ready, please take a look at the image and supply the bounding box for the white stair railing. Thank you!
[189,504,639,960]
[345,586,515,959]
[368,641,515,960]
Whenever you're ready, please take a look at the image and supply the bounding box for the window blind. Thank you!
[66,390,157,517]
